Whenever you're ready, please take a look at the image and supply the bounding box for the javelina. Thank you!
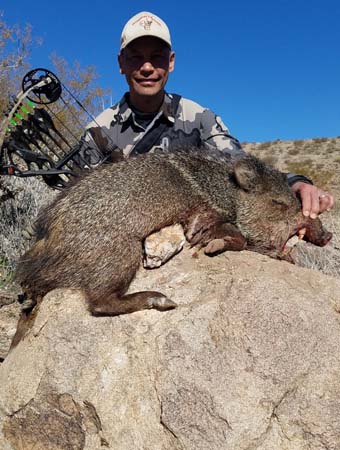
[16,148,332,316]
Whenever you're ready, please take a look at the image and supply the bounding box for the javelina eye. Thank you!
[272,199,289,210]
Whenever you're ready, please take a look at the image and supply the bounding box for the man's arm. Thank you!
[200,110,246,158]
[200,109,335,216]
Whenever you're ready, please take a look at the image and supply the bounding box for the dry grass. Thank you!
[292,208,340,278]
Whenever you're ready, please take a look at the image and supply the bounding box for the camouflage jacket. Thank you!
[78,92,311,186]
[78,92,244,162]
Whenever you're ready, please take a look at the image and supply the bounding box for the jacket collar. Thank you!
[116,92,176,124]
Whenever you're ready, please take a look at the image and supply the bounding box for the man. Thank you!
[80,11,334,218]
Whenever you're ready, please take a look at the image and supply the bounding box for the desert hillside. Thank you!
[243,136,340,197]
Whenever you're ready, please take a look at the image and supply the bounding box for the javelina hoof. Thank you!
[21,297,38,312]
[17,292,38,312]
[88,291,177,316]
[204,234,247,256]
[204,239,227,255]
[146,292,177,311]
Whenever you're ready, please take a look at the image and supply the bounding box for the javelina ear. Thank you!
[233,159,257,191]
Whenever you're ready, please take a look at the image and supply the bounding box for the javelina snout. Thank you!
[300,217,333,247]
[232,157,332,261]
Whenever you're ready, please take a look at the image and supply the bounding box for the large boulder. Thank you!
[0,247,340,450]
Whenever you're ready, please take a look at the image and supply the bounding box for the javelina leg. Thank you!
[87,291,177,316]
[81,238,177,316]
[10,295,43,350]
[10,310,35,350]
[182,207,246,255]
[201,222,247,255]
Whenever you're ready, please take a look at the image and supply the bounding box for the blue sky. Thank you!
[2,0,340,142]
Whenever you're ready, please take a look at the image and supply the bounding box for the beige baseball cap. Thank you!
[120,11,172,50]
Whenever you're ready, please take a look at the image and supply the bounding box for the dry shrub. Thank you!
[261,155,277,166]
[257,141,271,151]
[301,158,314,166]
[0,176,56,286]
[314,163,325,170]
[288,148,301,155]
[327,147,337,153]
[293,209,340,279]
[294,140,305,148]
[312,137,328,144]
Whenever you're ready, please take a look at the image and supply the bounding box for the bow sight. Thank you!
[0,68,108,189]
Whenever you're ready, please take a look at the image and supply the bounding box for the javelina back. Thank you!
[16,148,332,316]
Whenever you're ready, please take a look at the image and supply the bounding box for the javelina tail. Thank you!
[15,239,57,297]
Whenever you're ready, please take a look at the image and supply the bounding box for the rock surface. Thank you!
[0,290,21,360]
[143,224,185,268]
[1,247,340,450]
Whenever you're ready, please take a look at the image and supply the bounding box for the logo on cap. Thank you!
[140,16,153,30]
[133,15,161,31]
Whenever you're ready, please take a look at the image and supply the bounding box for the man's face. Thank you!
[118,36,175,101]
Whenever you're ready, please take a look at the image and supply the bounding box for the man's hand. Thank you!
[291,182,335,218]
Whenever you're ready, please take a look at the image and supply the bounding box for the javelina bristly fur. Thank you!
[16,147,332,316]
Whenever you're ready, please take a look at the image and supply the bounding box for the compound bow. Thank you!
[0,68,108,189]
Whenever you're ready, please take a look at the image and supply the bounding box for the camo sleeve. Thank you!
[199,109,246,159]
[73,107,121,167]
